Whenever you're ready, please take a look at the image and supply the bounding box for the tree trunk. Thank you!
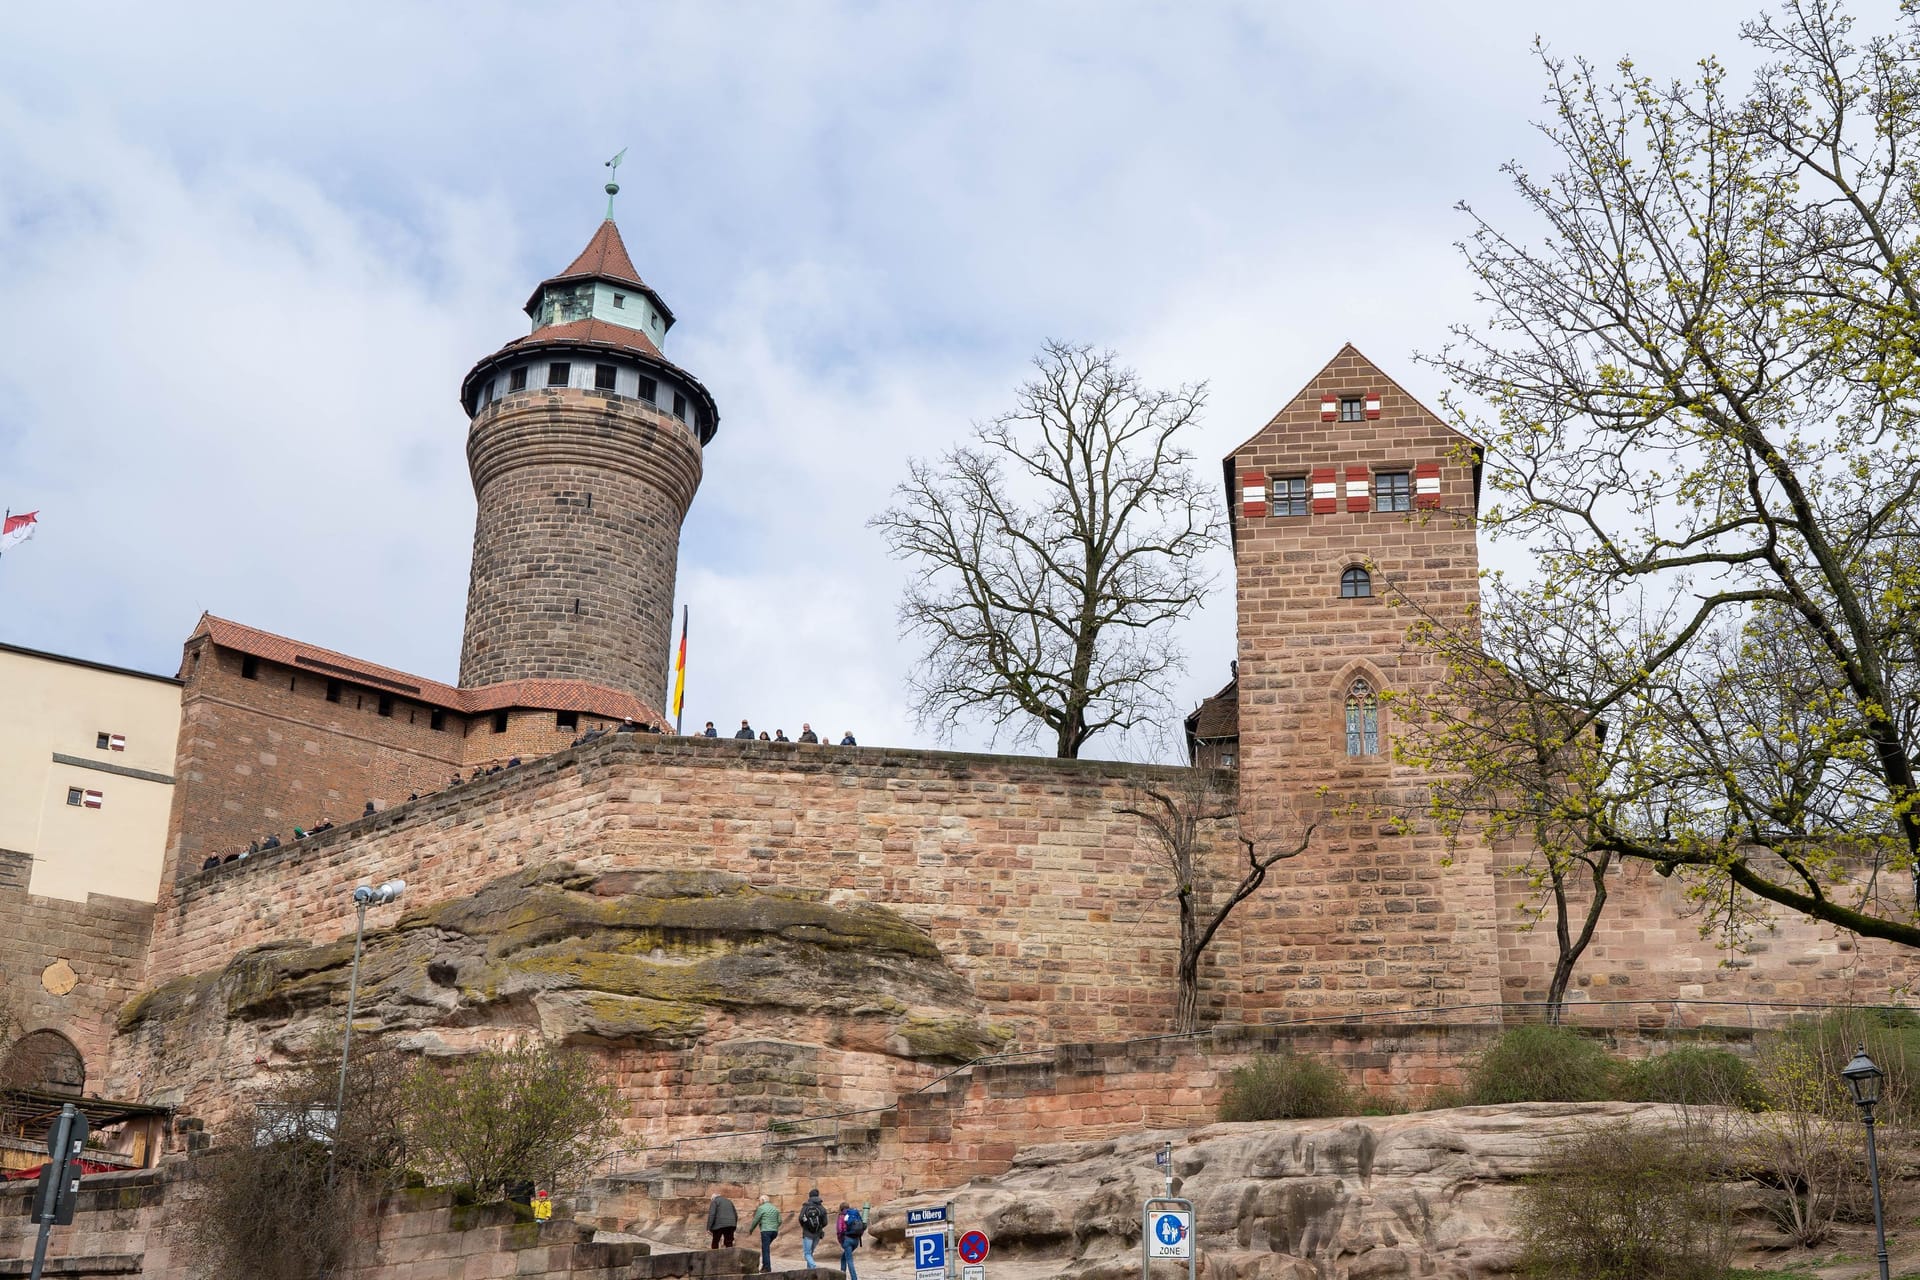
[1544,855,1609,1026]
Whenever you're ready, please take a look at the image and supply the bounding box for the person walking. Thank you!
[797,1188,828,1269]
[836,1201,865,1280]
[706,1193,738,1249]
[750,1194,781,1271]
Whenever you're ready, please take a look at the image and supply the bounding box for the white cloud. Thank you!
[0,0,1835,758]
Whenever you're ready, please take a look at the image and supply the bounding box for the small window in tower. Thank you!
[1339,397,1365,422]
[547,361,571,387]
[653,314,663,330]
[241,654,259,680]
[326,679,342,704]
[67,787,84,807]
[493,710,509,734]
[636,375,657,404]
[377,694,394,718]
[96,732,111,750]
[509,367,528,392]
[483,378,496,405]
[612,293,626,308]
[1340,566,1372,599]
[1376,471,1412,513]
[1273,476,1309,517]
[429,709,446,732]
[672,391,687,420]
[594,364,617,391]
[556,710,579,731]
[697,407,712,437]
[1346,679,1381,756]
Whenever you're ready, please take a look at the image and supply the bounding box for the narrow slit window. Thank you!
[241,654,260,680]
[1346,679,1381,756]
[377,694,394,718]
[325,679,343,704]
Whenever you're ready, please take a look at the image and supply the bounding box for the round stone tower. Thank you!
[457,219,718,708]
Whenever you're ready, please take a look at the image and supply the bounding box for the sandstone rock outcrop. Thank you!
[118,864,1008,1114]
[859,1102,1713,1280]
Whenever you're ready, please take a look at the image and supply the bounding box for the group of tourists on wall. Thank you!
[705,1189,866,1276]
[712,720,858,746]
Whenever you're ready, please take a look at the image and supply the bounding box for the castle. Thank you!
[4,212,1916,1179]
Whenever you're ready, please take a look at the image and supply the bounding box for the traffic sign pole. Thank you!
[31,1104,88,1280]
[1141,1196,1195,1280]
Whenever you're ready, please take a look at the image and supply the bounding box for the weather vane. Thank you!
[604,148,627,219]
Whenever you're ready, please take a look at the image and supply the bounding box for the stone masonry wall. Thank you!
[0,1168,759,1280]
[0,863,153,1091]
[460,387,704,709]
[1221,346,1503,1017]
[134,736,1205,1053]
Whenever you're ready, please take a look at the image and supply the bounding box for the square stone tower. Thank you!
[1220,345,1502,1015]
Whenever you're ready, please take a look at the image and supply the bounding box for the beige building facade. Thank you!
[0,642,181,903]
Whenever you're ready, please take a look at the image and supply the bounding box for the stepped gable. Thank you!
[190,613,662,723]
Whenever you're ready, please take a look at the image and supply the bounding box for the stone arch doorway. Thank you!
[3,1029,86,1094]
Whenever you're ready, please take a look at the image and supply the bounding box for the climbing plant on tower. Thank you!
[1408,0,1920,949]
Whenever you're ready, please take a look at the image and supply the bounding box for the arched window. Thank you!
[1340,566,1372,598]
[1345,679,1380,756]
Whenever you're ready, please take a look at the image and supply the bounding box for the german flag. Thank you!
[671,607,688,733]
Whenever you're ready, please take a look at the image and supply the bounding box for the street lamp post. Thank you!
[1841,1044,1891,1280]
[329,879,405,1179]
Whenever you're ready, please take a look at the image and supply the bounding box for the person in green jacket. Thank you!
[750,1195,782,1272]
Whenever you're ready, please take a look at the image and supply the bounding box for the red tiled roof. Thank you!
[499,316,662,360]
[524,220,675,327]
[188,614,664,725]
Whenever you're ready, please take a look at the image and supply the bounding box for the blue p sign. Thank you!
[915,1232,946,1272]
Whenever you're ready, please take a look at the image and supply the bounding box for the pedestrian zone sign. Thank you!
[1147,1209,1191,1260]
[915,1230,947,1273]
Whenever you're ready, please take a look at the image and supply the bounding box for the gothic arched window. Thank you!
[1345,679,1380,756]
[1340,566,1372,598]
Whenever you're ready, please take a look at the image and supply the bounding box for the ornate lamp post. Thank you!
[329,879,405,1178]
[1841,1044,1891,1280]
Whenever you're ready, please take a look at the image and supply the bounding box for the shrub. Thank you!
[404,1041,619,1198]
[1625,1046,1762,1110]
[1466,1025,1621,1105]
[1218,1052,1353,1121]
[1517,1122,1732,1280]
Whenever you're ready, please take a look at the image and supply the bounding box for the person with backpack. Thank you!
[797,1188,828,1268]
[836,1201,866,1280]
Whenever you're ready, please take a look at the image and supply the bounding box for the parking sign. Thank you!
[915,1230,947,1274]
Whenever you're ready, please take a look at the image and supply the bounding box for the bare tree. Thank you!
[871,342,1222,757]
[1419,1,1920,945]
[1125,771,1314,1032]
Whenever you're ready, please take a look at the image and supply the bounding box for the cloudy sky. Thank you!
[0,1,1842,758]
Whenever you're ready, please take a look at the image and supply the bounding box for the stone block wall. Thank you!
[1221,345,1502,1017]
[165,640,468,873]
[0,869,153,1090]
[461,388,704,708]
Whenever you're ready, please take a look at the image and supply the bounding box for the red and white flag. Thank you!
[82,790,103,809]
[0,511,38,556]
